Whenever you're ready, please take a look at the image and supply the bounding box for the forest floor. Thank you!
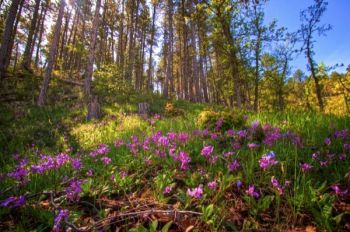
[0,77,350,231]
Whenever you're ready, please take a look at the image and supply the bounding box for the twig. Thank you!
[80,200,100,215]
[64,219,89,232]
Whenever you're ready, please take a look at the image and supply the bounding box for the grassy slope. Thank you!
[0,90,350,231]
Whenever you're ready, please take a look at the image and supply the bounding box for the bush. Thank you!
[164,102,185,117]
[197,110,246,132]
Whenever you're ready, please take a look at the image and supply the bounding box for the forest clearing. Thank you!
[0,0,350,231]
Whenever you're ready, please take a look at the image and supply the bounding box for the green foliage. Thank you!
[94,63,134,102]
[164,102,185,117]
[197,109,246,131]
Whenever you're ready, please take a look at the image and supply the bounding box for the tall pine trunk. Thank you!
[21,0,41,70]
[0,0,21,78]
[147,3,157,91]
[84,0,102,97]
[35,1,48,67]
[37,0,65,106]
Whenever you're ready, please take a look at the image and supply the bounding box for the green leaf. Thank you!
[205,204,214,219]
[161,221,173,232]
[150,220,158,232]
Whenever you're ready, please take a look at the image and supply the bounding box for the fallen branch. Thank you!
[58,78,84,87]
[92,209,202,230]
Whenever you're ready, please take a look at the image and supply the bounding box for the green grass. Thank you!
[0,93,349,231]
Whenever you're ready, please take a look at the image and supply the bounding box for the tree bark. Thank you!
[306,42,324,112]
[37,0,65,106]
[0,0,21,78]
[84,0,102,97]
[21,0,41,70]
[147,2,157,91]
[35,0,48,67]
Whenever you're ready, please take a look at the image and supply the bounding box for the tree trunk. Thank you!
[21,0,41,70]
[253,33,261,112]
[84,0,102,97]
[306,43,324,112]
[35,0,49,67]
[0,0,21,78]
[147,3,157,91]
[37,0,65,106]
[5,0,24,72]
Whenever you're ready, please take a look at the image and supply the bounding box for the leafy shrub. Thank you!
[197,110,246,131]
[164,102,185,117]
[94,64,134,102]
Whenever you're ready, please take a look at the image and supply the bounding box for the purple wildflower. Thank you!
[300,163,313,172]
[208,181,218,190]
[202,129,209,137]
[246,185,260,199]
[0,196,26,208]
[339,153,346,161]
[187,185,203,199]
[8,166,28,182]
[324,137,331,146]
[312,153,318,160]
[259,151,278,170]
[271,176,290,195]
[177,151,191,170]
[100,156,112,165]
[53,209,69,232]
[114,139,125,148]
[86,169,93,177]
[320,160,329,167]
[120,171,128,177]
[231,142,241,150]
[224,151,235,158]
[164,186,173,194]
[167,132,177,141]
[263,127,281,147]
[334,129,349,140]
[90,144,110,157]
[178,132,189,143]
[331,184,349,197]
[210,133,219,140]
[226,129,235,137]
[228,160,240,172]
[215,118,224,131]
[237,130,248,139]
[247,143,259,149]
[236,180,243,188]
[201,145,214,159]
[142,138,151,151]
[66,179,84,202]
[71,158,82,170]
[155,149,166,158]
[158,136,170,147]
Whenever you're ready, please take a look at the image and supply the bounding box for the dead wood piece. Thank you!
[138,102,150,115]
[87,95,101,121]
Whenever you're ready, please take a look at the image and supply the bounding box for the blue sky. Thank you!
[264,0,350,74]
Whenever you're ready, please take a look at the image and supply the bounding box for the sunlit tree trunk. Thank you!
[84,0,102,97]
[21,0,41,70]
[37,0,65,106]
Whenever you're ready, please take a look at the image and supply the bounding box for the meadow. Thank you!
[0,94,349,231]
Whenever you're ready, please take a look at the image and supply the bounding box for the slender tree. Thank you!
[21,0,41,70]
[299,0,331,112]
[84,0,102,97]
[0,0,21,78]
[37,0,66,106]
